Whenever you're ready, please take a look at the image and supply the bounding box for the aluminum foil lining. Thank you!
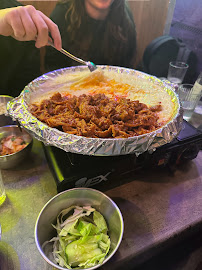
[7,66,183,156]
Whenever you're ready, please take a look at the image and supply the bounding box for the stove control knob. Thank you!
[181,145,200,161]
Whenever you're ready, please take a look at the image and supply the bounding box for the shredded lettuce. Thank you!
[45,205,111,269]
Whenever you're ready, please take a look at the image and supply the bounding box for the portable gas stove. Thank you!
[43,120,202,193]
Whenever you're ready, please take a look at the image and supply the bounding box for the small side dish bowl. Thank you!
[35,188,124,270]
[0,125,33,169]
[0,95,15,127]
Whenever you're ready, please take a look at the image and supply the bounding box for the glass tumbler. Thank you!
[167,61,189,85]
[177,84,201,121]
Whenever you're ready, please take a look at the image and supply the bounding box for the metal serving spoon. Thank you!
[48,41,97,72]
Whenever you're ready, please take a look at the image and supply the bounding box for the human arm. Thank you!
[0,5,62,49]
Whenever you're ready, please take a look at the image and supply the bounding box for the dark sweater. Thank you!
[45,2,136,72]
[0,0,41,97]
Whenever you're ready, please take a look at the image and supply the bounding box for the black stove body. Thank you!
[43,120,202,193]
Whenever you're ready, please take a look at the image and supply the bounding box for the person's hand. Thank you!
[0,5,61,50]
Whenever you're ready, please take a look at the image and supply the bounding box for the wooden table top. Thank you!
[0,113,201,269]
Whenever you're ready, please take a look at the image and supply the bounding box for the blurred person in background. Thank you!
[45,0,137,72]
[0,0,61,97]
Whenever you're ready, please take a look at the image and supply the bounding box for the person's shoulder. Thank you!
[50,1,72,32]
[50,1,71,28]
[0,0,23,9]
[51,1,71,18]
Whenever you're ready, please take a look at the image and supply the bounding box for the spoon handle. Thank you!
[48,41,86,66]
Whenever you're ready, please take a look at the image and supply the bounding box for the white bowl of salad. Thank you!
[35,188,124,270]
[0,125,33,169]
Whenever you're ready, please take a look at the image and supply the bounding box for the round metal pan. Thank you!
[7,66,183,156]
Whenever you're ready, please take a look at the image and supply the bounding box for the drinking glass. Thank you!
[167,61,189,85]
[177,84,201,121]
[0,170,6,206]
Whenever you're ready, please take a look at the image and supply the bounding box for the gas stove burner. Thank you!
[43,120,202,193]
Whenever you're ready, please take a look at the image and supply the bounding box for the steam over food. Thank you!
[30,69,174,138]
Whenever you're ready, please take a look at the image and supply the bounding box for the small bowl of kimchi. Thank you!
[0,125,33,169]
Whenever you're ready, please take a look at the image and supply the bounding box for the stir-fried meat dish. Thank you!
[30,92,162,138]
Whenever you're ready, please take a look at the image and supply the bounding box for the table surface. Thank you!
[0,111,202,270]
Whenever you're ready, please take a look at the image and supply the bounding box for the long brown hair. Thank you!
[58,0,136,67]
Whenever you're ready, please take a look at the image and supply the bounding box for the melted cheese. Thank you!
[31,69,176,125]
